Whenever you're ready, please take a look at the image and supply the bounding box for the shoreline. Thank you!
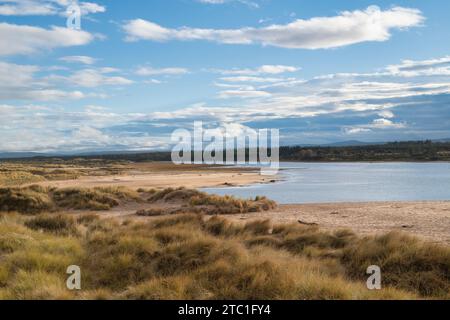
[11,161,449,245]
[27,163,277,190]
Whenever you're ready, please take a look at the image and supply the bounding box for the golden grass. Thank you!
[0,185,54,214]
[0,211,448,300]
[0,185,273,215]
[0,159,129,187]
[0,186,142,213]
[53,187,141,211]
[0,171,46,187]
[140,187,277,215]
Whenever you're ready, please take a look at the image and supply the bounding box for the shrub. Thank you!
[342,232,450,298]
[145,187,276,215]
[136,208,166,217]
[52,188,119,210]
[25,215,78,236]
[76,214,100,225]
[0,186,53,214]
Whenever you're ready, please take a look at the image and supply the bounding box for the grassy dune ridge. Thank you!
[0,185,141,213]
[0,186,276,215]
[0,210,449,299]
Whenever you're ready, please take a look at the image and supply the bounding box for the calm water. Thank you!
[202,162,450,204]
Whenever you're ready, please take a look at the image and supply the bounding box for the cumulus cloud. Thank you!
[123,6,424,49]
[0,22,94,56]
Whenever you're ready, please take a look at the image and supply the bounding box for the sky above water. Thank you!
[2,0,450,152]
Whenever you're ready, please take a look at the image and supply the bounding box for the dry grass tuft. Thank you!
[142,187,277,215]
[342,232,450,298]
[53,187,140,211]
[0,186,142,213]
[25,214,79,236]
[0,186,54,214]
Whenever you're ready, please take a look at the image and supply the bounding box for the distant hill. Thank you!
[0,152,47,159]
[322,140,383,147]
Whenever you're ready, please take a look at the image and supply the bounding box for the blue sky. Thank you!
[1,0,450,152]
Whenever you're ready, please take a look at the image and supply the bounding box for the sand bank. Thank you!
[224,201,450,245]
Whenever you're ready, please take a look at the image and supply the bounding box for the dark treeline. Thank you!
[5,140,450,162]
[280,140,450,161]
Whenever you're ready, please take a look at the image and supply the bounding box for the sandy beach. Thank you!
[223,202,450,245]
[29,163,272,189]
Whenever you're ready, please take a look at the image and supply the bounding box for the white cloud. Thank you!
[220,65,300,75]
[72,125,111,144]
[0,22,94,56]
[220,76,285,83]
[344,128,372,134]
[344,118,406,135]
[386,56,450,77]
[0,61,88,101]
[0,0,105,16]
[378,110,395,119]
[0,61,40,87]
[135,66,189,76]
[123,6,424,49]
[67,69,134,87]
[218,89,271,99]
[0,0,56,15]
[60,55,97,65]
[144,79,164,84]
[78,2,105,15]
[371,118,406,129]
